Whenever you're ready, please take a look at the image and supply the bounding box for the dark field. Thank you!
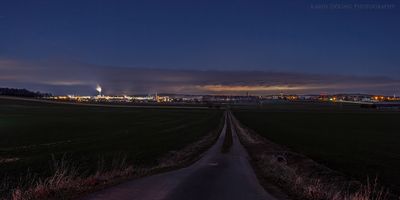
[233,102,400,195]
[0,98,222,181]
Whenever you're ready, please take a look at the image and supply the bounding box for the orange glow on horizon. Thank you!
[196,84,316,92]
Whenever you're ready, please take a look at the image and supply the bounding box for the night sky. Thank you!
[1,0,399,95]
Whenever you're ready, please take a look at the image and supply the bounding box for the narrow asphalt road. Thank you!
[82,112,277,200]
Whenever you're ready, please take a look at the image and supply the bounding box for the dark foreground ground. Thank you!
[0,97,222,197]
[233,101,400,195]
[83,112,278,200]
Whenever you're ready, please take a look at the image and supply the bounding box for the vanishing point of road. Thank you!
[83,112,278,200]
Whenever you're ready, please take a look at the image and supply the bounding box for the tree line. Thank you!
[0,87,52,98]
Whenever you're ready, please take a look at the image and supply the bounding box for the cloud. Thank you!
[0,58,399,95]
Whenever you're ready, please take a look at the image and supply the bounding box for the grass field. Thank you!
[0,98,223,196]
[233,101,400,195]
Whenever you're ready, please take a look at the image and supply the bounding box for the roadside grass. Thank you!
[0,98,223,199]
[231,112,390,200]
[233,102,400,197]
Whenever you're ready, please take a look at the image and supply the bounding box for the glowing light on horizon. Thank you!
[96,85,102,93]
[196,84,314,92]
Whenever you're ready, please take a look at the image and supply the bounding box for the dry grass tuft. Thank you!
[7,154,136,200]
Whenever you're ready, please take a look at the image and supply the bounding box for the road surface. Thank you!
[82,112,278,200]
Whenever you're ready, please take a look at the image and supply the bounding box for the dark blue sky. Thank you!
[0,0,399,94]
